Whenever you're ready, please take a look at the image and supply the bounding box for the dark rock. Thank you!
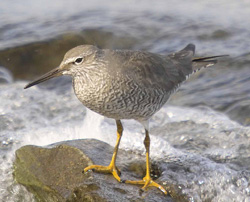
[13,139,188,202]
[0,34,85,80]
[0,30,137,80]
[225,100,250,126]
[197,29,231,41]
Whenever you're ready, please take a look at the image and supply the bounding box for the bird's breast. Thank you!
[72,73,169,120]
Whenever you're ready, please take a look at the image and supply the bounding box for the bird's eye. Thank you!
[74,57,83,65]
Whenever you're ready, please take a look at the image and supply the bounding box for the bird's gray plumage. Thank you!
[25,44,224,123]
[63,44,212,122]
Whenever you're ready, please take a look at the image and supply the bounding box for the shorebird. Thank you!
[24,44,226,195]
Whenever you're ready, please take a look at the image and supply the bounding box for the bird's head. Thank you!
[24,45,100,89]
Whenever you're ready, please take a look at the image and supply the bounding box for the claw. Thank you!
[83,164,121,182]
[125,177,167,195]
[116,166,121,176]
[82,168,94,174]
[139,188,144,196]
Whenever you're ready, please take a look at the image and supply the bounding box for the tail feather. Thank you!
[169,44,228,77]
[192,55,228,62]
[192,55,228,72]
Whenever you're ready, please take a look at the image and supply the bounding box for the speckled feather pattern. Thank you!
[25,44,219,123]
[71,45,198,122]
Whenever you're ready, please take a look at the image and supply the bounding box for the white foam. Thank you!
[1,82,250,201]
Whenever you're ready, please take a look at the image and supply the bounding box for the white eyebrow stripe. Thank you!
[64,55,85,65]
[64,57,76,64]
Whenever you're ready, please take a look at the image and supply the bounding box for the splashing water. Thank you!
[0,78,250,202]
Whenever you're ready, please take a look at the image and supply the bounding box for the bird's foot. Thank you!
[83,164,121,182]
[124,176,167,195]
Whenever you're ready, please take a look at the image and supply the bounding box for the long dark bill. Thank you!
[24,67,62,89]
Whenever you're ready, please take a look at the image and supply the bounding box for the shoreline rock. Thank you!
[14,139,186,202]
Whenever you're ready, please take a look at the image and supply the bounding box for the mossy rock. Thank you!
[13,139,182,202]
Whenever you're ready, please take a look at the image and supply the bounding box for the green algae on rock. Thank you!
[14,139,183,202]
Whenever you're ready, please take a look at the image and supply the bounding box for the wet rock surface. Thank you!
[14,139,187,202]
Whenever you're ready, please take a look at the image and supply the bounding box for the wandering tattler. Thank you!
[24,44,226,195]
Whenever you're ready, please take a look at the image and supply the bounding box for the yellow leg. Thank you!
[83,120,123,182]
[125,130,167,195]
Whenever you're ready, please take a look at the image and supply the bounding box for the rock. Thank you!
[225,100,250,126]
[0,30,136,80]
[13,139,188,202]
[0,34,85,80]
[197,29,231,41]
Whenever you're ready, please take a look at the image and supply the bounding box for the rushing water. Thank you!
[0,0,250,201]
[1,0,250,55]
